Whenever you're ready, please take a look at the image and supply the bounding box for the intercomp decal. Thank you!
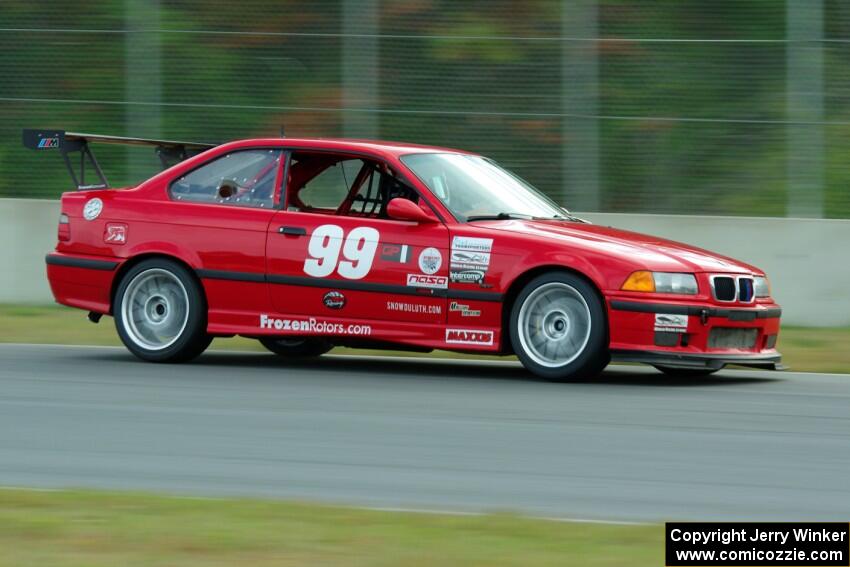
[259,315,371,335]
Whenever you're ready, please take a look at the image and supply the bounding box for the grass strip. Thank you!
[0,488,661,567]
[1,304,848,373]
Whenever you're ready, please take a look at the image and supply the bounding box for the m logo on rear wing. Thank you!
[22,128,217,191]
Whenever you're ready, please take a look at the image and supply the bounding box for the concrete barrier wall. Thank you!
[2,199,60,304]
[580,212,850,327]
[4,199,848,326]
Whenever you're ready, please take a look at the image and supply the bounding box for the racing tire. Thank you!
[114,258,212,363]
[259,337,333,358]
[653,365,721,377]
[510,271,609,381]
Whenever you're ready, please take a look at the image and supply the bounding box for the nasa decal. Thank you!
[83,198,103,221]
[418,247,442,275]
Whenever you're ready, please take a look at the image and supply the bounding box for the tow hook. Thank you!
[87,311,103,324]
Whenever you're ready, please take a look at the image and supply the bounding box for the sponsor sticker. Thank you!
[83,198,103,221]
[449,301,481,317]
[450,270,485,284]
[406,273,448,289]
[104,223,127,244]
[259,314,371,335]
[387,301,442,314]
[446,329,494,346]
[323,290,346,310]
[380,243,410,263]
[450,250,490,270]
[451,236,493,253]
[450,237,492,284]
[37,137,59,149]
[654,313,688,332]
[418,247,442,275]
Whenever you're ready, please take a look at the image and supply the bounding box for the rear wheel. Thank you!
[259,337,332,358]
[510,272,609,381]
[653,365,721,377]
[114,258,211,362]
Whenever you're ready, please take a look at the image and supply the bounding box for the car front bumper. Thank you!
[607,297,783,371]
[610,349,783,370]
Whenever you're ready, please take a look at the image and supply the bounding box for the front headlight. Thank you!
[754,275,770,298]
[621,271,698,295]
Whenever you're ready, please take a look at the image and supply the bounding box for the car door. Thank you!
[162,148,283,321]
[265,153,449,325]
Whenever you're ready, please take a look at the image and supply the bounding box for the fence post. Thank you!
[562,0,600,211]
[342,0,379,139]
[787,0,824,218]
[125,0,162,184]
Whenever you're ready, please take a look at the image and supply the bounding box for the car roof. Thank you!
[217,137,478,159]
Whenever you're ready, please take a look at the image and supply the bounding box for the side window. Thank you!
[290,152,419,218]
[298,159,362,209]
[169,149,282,208]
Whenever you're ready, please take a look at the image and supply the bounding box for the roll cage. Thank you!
[286,151,420,219]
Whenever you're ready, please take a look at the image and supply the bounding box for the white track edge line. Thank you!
[0,485,646,525]
[0,342,847,377]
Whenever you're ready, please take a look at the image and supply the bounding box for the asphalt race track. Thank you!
[1,344,848,522]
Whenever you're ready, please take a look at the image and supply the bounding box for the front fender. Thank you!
[500,248,634,295]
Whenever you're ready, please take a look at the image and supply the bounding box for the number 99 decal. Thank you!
[303,225,380,280]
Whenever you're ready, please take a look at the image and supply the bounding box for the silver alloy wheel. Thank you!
[121,268,190,351]
[516,282,592,368]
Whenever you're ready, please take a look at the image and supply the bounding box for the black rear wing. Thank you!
[22,129,217,190]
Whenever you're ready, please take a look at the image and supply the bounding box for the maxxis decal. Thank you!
[445,329,494,345]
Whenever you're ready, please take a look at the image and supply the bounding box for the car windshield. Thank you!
[400,153,569,222]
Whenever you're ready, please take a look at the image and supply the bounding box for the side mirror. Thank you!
[387,197,438,223]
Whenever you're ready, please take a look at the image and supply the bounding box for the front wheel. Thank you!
[259,337,333,358]
[510,272,609,381]
[114,258,212,362]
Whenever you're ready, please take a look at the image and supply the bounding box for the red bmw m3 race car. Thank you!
[25,129,782,380]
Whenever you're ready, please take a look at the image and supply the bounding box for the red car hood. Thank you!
[484,220,759,274]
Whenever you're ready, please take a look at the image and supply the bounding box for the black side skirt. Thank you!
[45,254,118,271]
